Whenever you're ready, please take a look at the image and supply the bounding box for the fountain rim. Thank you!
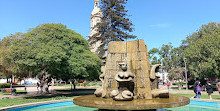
[73,94,190,110]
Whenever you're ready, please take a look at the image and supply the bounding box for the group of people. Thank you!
[193,80,220,100]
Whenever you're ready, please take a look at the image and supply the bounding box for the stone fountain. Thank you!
[73,40,189,110]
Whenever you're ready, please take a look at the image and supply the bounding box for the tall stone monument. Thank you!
[95,40,168,100]
[88,0,102,55]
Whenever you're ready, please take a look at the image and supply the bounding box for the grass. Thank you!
[0,90,27,95]
[171,87,193,90]
[0,95,74,108]
[0,88,95,108]
[171,93,220,100]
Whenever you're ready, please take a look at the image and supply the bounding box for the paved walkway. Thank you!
[169,88,220,95]
[1,85,219,99]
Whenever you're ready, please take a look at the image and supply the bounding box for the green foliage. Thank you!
[89,0,136,57]
[182,22,220,79]
[148,48,161,65]
[83,81,88,86]
[1,23,102,81]
[88,81,100,86]
[0,83,10,88]
[150,22,220,79]
[149,42,183,72]
[74,81,78,86]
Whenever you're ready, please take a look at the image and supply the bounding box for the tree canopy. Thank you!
[148,42,182,72]
[1,23,102,81]
[182,22,220,79]
[89,0,136,58]
[149,22,220,80]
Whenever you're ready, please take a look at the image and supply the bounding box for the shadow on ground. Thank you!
[24,89,96,99]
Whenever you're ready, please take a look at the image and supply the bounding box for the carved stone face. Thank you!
[119,63,127,71]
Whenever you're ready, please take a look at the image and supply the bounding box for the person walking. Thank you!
[216,80,220,94]
[193,80,199,98]
[206,82,213,100]
[196,82,202,98]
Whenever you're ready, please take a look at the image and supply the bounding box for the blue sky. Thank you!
[1,0,220,50]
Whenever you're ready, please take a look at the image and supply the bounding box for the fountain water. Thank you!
[73,40,189,110]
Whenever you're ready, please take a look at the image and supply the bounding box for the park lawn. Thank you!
[0,90,27,95]
[171,93,220,100]
[0,95,75,108]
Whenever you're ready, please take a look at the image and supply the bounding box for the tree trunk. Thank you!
[178,83,181,90]
[38,69,51,94]
[43,81,49,93]
[70,81,72,91]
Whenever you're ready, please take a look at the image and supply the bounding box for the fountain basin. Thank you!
[73,95,190,110]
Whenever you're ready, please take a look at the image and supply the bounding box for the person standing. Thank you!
[37,82,40,92]
[206,82,213,100]
[73,79,76,90]
[196,82,202,98]
[216,80,220,94]
[167,82,170,90]
[40,82,43,94]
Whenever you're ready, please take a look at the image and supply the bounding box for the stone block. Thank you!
[108,41,127,53]
[137,40,147,52]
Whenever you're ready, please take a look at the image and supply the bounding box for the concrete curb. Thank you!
[0,98,73,111]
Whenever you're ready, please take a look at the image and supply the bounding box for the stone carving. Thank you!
[94,66,105,97]
[111,62,134,101]
[94,40,169,101]
[94,87,103,97]
[115,63,134,82]
[111,90,134,101]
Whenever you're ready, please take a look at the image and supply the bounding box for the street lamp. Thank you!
[183,58,188,90]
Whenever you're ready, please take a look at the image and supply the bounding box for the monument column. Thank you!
[88,0,102,55]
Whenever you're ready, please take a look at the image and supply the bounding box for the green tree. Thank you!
[0,33,28,81]
[148,48,161,65]
[181,22,220,49]
[149,43,183,73]
[182,23,220,79]
[3,23,102,93]
[89,0,136,58]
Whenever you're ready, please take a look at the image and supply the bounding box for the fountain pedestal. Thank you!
[73,40,190,110]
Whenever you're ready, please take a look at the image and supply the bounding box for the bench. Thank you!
[1,88,16,95]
